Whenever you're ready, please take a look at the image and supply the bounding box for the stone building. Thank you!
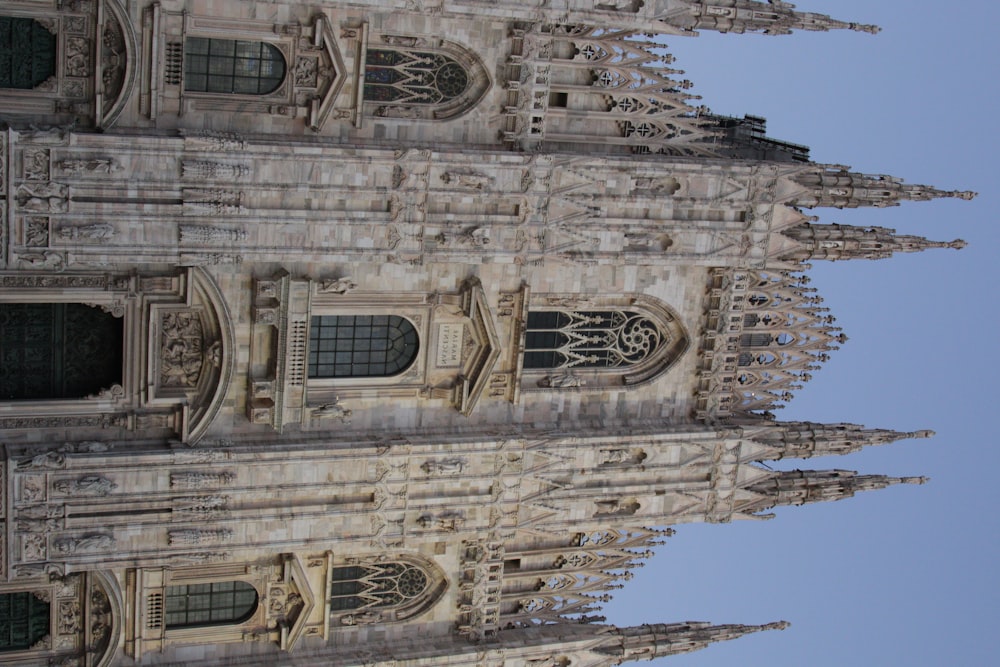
[0,1,973,665]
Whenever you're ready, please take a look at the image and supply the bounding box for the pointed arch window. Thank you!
[184,38,286,95]
[0,592,49,652]
[330,563,427,611]
[329,560,444,620]
[308,315,419,379]
[362,39,490,120]
[524,310,666,370]
[165,581,258,629]
[364,49,469,104]
[0,17,56,90]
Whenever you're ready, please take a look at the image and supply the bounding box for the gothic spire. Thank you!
[689,2,880,36]
[780,222,967,261]
[792,167,977,209]
[746,469,928,511]
[603,620,790,662]
[750,421,935,459]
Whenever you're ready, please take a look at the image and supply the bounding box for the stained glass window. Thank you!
[308,315,418,379]
[524,310,665,369]
[0,17,55,90]
[364,48,470,104]
[165,581,258,629]
[329,562,429,612]
[184,38,285,95]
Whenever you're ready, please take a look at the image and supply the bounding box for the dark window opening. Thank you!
[0,303,123,400]
[0,17,56,90]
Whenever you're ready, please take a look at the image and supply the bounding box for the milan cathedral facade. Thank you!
[0,1,972,665]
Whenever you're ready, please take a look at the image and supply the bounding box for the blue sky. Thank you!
[603,2,1000,665]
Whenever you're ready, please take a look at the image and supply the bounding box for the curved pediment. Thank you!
[149,268,235,443]
[98,0,138,129]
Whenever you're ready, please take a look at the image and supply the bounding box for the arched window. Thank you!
[0,592,50,652]
[0,17,55,90]
[524,310,665,370]
[0,303,123,400]
[364,49,469,104]
[184,38,286,95]
[165,581,258,629]
[330,561,439,616]
[362,39,490,120]
[308,315,418,379]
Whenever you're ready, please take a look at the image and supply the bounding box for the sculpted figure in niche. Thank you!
[18,124,73,144]
[17,450,66,470]
[17,182,68,212]
[633,176,680,195]
[381,35,428,47]
[53,475,117,496]
[53,533,114,555]
[58,158,122,175]
[593,497,640,517]
[57,223,116,241]
[437,226,490,248]
[420,458,465,475]
[318,277,358,294]
[600,448,647,466]
[417,512,464,532]
[313,399,352,423]
[440,171,493,191]
[538,374,585,388]
[341,610,383,625]
[375,105,424,119]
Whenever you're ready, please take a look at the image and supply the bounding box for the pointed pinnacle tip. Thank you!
[950,239,968,250]
[908,429,936,439]
[850,23,881,35]
[900,476,930,485]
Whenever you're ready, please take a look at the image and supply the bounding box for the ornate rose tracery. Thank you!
[524,310,666,370]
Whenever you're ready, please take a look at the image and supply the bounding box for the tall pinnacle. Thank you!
[690,2,880,36]
[793,168,978,209]
[747,469,928,510]
[606,620,790,663]
[752,422,936,459]
[781,223,967,261]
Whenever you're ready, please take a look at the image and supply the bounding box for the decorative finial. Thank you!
[764,621,792,631]
[952,191,977,200]
[949,239,968,250]
[900,476,930,485]
[850,23,881,35]
[907,429,936,439]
